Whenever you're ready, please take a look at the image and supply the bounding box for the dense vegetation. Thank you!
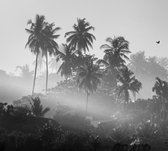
[1,14,168,150]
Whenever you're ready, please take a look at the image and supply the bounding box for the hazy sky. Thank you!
[0,0,168,73]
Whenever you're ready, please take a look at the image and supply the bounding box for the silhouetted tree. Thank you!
[33,51,45,72]
[30,97,50,117]
[100,36,130,65]
[152,77,168,121]
[25,14,46,95]
[99,36,130,89]
[152,77,168,101]
[57,44,76,80]
[77,57,102,115]
[65,18,95,55]
[41,23,60,94]
[117,66,142,103]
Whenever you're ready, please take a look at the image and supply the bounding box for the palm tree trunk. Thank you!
[32,53,38,96]
[45,52,48,94]
[125,89,129,103]
[124,89,129,112]
[111,67,117,88]
[86,92,89,116]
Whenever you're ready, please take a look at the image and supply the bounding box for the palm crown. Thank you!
[30,97,50,117]
[77,58,102,94]
[65,18,95,54]
[152,77,168,100]
[117,66,142,103]
[41,23,60,56]
[57,44,76,79]
[77,57,102,115]
[101,36,130,66]
[25,15,46,54]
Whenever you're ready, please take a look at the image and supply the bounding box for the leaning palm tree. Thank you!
[57,44,76,80]
[117,66,142,103]
[77,58,102,115]
[25,14,46,95]
[65,18,95,55]
[41,23,61,94]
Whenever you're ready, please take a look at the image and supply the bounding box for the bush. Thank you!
[53,104,92,131]
[30,97,50,117]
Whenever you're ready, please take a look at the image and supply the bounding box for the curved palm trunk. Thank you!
[32,53,39,96]
[45,52,48,94]
[86,92,89,116]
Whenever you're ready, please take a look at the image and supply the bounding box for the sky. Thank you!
[0,0,168,74]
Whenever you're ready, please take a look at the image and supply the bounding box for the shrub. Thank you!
[30,97,50,117]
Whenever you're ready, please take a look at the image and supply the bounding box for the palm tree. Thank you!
[77,57,102,115]
[117,66,142,103]
[152,77,168,101]
[25,14,46,95]
[97,51,120,89]
[57,44,76,80]
[100,36,130,65]
[40,23,60,94]
[152,78,168,121]
[99,36,131,89]
[33,51,45,72]
[30,97,50,117]
[65,18,95,55]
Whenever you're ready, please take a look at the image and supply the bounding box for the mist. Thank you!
[0,2,168,149]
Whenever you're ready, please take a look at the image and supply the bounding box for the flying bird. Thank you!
[156,41,160,44]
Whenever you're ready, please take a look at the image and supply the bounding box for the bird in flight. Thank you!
[156,41,160,44]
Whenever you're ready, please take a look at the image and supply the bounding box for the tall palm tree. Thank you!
[41,23,61,94]
[33,51,45,72]
[25,14,46,95]
[97,51,120,89]
[99,36,131,89]
[117,66,142,103]
[100,36,130,65]
[77,58,102,115]
[65,18,95,55]
[57,44,76,80]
